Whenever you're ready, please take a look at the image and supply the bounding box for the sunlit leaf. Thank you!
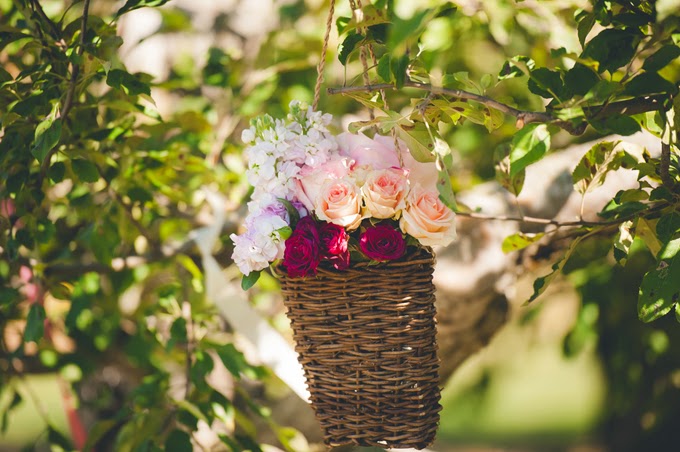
[509,124,551,178]
[494,144,524,196]
[572,141,631,194]
[502,232,545,254]
[637,218,662,257]
[395,121,436,163]
[31,118,61,163]
[613,220,634,265]
[638,237,680,322]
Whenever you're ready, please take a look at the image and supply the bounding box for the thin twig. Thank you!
[455,209,647,228]
[327,81,666,135]
[181,295,194,399]
[660,141,674,189]
[29,0,63,42]
[39,0,91,183]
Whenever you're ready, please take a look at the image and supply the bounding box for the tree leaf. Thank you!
[613,220,634,265]
[498,55,535,80]
[215,343,266,380]
[592,115,641,136]
[572,141,631,194]
[116,0,172,17]
[24,303,46,343]
[241,271,260,290]
[509,124,550,178]
[395,121,436,163]
[494,144,524,196]
[637,217,662,257]
[72,159,100,183]
[564,64,600,97]
[624,72,678,97]
[582,28,641,74]
[338,32,363,65]
[341,4,390,35]
[390,54,409,89]
[377,54,392,82]
[642,44,680,72]
[526,235,585,305]
[436,154,456,210]
[106,69,151,96]
[577,12,595,47]
[502,232,545,253]
[31,118,62,163]
[656,211,680,243]
[528,67,564,99]
[164,429,192,452]
[638,237,680,322]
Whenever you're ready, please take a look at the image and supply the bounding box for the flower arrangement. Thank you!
[231,101,457,289]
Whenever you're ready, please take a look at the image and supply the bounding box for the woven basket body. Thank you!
[278,247,441,449]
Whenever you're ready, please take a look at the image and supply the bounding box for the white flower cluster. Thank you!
[241,101,337,201]
[231,101,337,275]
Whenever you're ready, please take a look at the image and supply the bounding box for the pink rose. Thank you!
[294,157,352,212]
[373,134,439,192]
[400,185,457,247]
[359,223,406,261]
[319,222,350,270]
[361,168,409,219]
[283,217,321,278]
[337,132,439,192]
[337,132,400,170]
[315,178,363,230]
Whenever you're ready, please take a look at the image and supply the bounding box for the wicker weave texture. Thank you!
[279,248,441,449]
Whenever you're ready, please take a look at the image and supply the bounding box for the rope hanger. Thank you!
[312,0,404,166]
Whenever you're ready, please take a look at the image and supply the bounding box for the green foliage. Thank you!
[638,237,680,322]
[1,0,679,449]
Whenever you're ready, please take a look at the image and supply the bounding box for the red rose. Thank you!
[319,223,350,270]
[283,216,321,277]
[359,223,406,261]
[320,222,348,255]
[282,233,320,277]
[294,215,320,241]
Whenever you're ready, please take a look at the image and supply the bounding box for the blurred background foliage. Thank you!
[1,0,679,451]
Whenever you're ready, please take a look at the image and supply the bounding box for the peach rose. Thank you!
[315,178,363,230]
[294,157,353,212]
[400,185,457,247]
[361,168,409,219]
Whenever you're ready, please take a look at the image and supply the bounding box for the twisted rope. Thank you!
[313,0,336,111]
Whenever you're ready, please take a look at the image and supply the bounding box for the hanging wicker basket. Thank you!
[278,246,441,449]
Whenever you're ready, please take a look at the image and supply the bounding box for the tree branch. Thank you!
[39,0,91,184]
[327,81,666,135]
[455,204,664,228]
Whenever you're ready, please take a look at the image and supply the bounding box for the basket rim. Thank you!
[274,245,435,279]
